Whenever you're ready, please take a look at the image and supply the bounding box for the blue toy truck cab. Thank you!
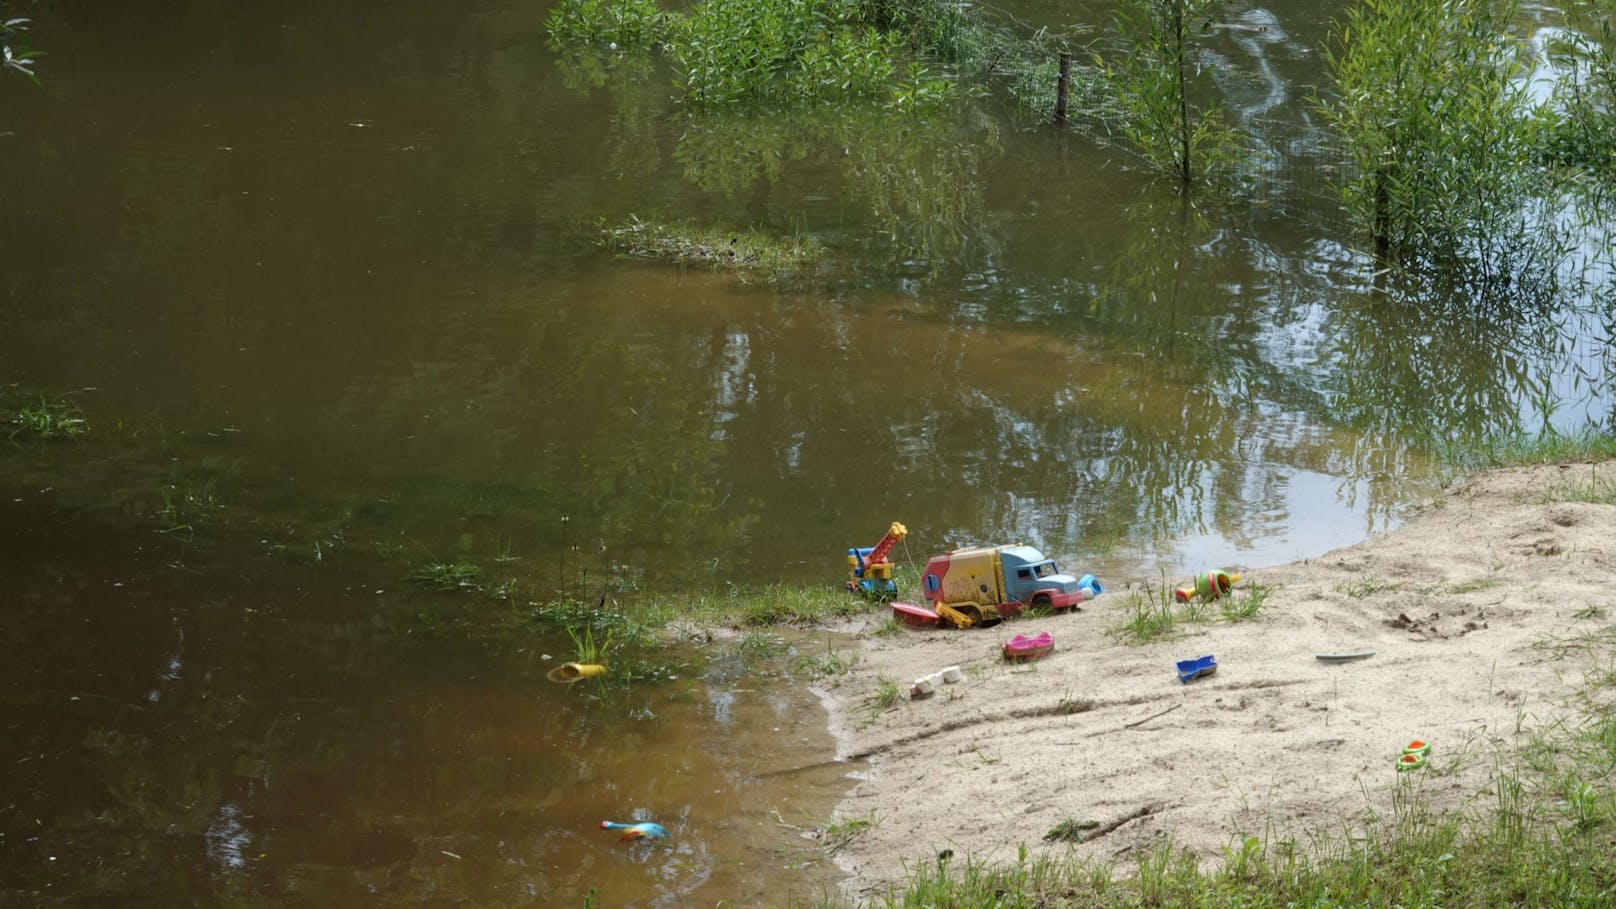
[998,546,1087,610]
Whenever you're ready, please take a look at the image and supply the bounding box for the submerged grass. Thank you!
[600,216,823,275]
[3,392,87,440]
[409,561,483,592]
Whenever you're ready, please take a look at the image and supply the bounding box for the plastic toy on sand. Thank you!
[921,545,1100,628]
[1176,654,1218,683]
[1003,631,1055,662]
[1175,569,1240,603]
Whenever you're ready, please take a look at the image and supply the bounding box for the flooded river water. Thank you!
[3,0,1613,904]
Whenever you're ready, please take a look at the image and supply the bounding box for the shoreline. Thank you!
[812,460,1616,901]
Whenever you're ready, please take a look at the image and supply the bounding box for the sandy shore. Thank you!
[814,461,1616,901]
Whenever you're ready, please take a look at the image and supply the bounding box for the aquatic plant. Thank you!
[408,561,483,592]
[565,622,614,663]
[1,8,41,84]
[1318,0,1552,269]
[156,477,222,537]
[669,0,942,107]
[792,638,857,677]
[4,394,86,440]
[1537,0,1616,179]
[531,596,661,649]
[545,0,668,50]
[1097,0,1244,188]
[549,0,957,110]
[599,216,823,274]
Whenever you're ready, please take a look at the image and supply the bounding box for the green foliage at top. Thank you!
[547,0,956,111]
[2,7,42,84]
[1098,0,1244,188]
[1539,0,1616,178]
[857,0,967,62]
[1319,0,1551,268]
[672,0,849,105]
[545,0,668,50]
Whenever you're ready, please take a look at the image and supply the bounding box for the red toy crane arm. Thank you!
[866,522,908,567]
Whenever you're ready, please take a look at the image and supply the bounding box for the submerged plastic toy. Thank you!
[1175,569,1240,603]
[601,820,668,842]
[1176,654,1218,683]
[1004,631,1055,662]
[548,662,608,683]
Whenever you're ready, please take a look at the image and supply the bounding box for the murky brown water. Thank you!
[3,0,1613,904]
[0,498,853,905]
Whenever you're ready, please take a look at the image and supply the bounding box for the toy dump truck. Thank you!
[918,545,1100,629]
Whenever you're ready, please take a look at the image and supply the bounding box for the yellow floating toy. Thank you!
[547,662,608,683]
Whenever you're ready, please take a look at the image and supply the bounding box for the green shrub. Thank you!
[1099,0,1243,187]
[1319,0,1548,266]
[546,0,669,50]
[796,28,896,104]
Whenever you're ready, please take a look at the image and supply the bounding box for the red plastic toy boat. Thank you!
[1003,631,1054,662]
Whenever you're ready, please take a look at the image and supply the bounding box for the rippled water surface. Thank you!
[3,0,1613,903]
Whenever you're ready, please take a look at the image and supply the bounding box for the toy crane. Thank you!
[845,521,908,600]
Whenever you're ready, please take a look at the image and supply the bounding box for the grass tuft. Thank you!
[869,675,901,712]
[409,561,483,592]
[4,393,87,440]
[1435,428,1616,479]
[824,813,876,854]
[1219,584,1271,622]
[1108,582,1178,644]
[1337,576,1401,599]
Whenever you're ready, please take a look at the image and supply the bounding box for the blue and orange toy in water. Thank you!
[846,521,907,600]
[601,820,668,842]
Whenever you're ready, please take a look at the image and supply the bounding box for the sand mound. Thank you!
[818,461,1616,900]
